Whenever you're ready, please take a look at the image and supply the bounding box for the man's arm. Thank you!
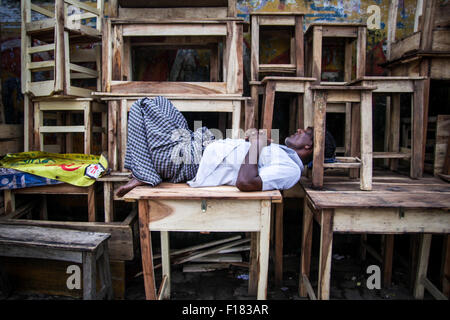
[236,130,268,192]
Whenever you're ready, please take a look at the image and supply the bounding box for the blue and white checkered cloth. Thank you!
[124,96,215,186]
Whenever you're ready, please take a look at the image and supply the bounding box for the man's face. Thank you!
[285,127,313,150]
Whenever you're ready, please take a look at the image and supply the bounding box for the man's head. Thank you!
[285,127,336,164]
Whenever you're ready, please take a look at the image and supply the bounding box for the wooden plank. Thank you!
[261,81,276,138]
[250,15,259,82]
[411,80,425,178]
[21,0,31,94]
[420,0,436,51]
[174,239,249,265]
[102,18,112,92]
[65,0,100,15]
[360,91,372,190]
[54,0,65,94]
[431,30,450,51]
[295,15,304,77]
[322,26,358,38]
[312,91,327,189]
[442,235,450,297]
[123,183,282,202]
[333,209,450,234]
[118,7,228,20]
[110,81,228,95]
[302,274,317,300]
[112,24,123,81]
[0,224,109,251]
[122,23,227,37]
[108,100,118,171]
[312,26,323,83]
[248,232,259,296]
[422,277,448,300]
[386,0,399,60]
[356,27,366,79]
[391,32,421,61]
[389,93,401,171]
[258,16,296,26]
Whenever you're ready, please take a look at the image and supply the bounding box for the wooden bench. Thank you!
[123,183,282,300]
[0,224,113,300]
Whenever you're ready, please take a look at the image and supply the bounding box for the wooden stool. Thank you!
[21,0,103,98]
[305,23,366,83]
[0,224,113,300]
[309,84,376,191]
[349,77,427,179]
[32,98,107,154]
[298,175,450,300]
[249,12,305,129]
[123,183,282,300]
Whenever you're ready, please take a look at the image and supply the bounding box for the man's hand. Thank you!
[245,129,272,163]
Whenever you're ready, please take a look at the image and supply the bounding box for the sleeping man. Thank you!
[116,96,335,197]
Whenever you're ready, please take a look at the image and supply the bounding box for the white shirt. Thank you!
[187,138,304,191]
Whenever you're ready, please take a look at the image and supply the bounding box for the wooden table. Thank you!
[123,183,282,300]
[299,175,450,300]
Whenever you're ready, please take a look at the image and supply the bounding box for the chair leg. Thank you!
[299,200,313,297]
[414,234,432,299]
[274,203,284,287]
[83,252,96,300]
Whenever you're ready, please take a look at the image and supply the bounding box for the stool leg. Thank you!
[318,209,334,300]
[88,185,96,222]
[360,91,373,191]
[248,232,259,296]
[441,235,450,298]
[414,234,432,299]
[299,200,313,297]
[104,182,114,223]
[102,242,114,299]
[261,81,276,139]
[160,231,171,299]
[257,200,271,300]
[83,252,96,300]
[383,235,394,288]
[274,203,284,287]
[312,91,327,189]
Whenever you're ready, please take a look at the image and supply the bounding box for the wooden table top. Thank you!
[123,183,283,202]
[301,175,450,210]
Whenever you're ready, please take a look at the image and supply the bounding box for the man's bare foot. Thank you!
[116,178,146,198]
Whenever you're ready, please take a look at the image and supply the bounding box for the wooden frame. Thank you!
[31,98,107,154]
[21,0,104,98]
[304,23,367,83]
[298,175,450,300]
[250,13,305,129]
[109,0,237,19]
[309,85,376,191]
[123,183,282,300]
[101,18,244,95]
[0,224,113,300]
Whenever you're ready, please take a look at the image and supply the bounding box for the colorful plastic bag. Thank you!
[0,151,108,187]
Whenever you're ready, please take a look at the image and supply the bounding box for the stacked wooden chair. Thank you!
[96,0,247,221]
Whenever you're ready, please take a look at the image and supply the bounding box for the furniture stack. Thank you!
[96,0,247,222]
[3,0,138,299]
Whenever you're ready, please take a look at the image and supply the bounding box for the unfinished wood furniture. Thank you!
[101,17,244,95]
[309,84,376,190]
[385,0,450,170]
[349,77,427,178]
[298,175,450,300]
[305,23,367,83]
[3,183,97,221]
[0,224,113,300]
[21,0,103,98]
[31,98,107,154]
[108,0,237,19]
[1,190,138,262]
[249,13,305,129]
[123,183,282,300]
